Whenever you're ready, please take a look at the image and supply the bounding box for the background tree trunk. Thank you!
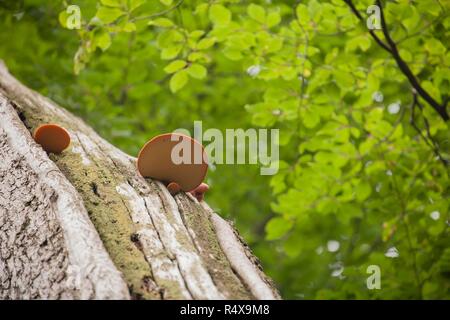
[0,61,280,300]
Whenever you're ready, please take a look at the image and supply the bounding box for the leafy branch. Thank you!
[344,0,449,121]
[410,91,449,166]
[131,0,184,22]
[343,0,392,52]
[293,1,310,141]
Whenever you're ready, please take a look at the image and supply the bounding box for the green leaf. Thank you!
[333,70,354,92]
[422,80,440,101]
[355,181,372,202]
[160,45,182,60]
[359,37,371,51]
[247,4,266,23]
[100,0,121,7]
[188,52,208,62]
[170,70,188,92]
[160,0,173,5]
[223,48,243,61]
[401,7,421,30]
[308,0,323,21]
[303,109,320,128]
[190,30,205,39]
[270,175,286,196]
[129,0,146,11]
[58,10,69,28]
[157,29,184,48]
[123,22,136,32]
[194,3,208,15]
[164,60,186,73]
[399,49,412,62]
[94,30,111,51]
[148,18,174,27]
[197,37,215,50]
[346,35,371,52]
[284,232,303,257]
[96,6,125,23]
[267,11,281,27]
[187,63,207,79]
[425,38,446,55]
[209,4,231,26]
[266,217,293,240]
[296,4,309,23]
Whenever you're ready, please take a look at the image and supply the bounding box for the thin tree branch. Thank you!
[410,91,448,166]
[343,0,392,53]
[376,0,449,121]
[131,0,184,22]
[396,15,443,45]
[344,0,449,121]
[375,100,406,146]
[389,166,423,299]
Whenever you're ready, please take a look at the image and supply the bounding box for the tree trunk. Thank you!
[0,61,280,300]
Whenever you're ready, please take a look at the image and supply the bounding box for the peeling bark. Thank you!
[0,61,280,300]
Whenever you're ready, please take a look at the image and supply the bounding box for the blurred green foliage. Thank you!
[0,0,449,299]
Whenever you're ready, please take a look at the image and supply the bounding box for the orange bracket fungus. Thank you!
[137,133,209,200]
[33,124,71,154]
[167,182,182,195]
[189,182,209,202]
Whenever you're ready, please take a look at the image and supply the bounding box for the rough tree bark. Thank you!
[0,61,280,300]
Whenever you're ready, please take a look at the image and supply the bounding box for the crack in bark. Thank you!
[69,133,161,299]
[141,194,190,299]
[208,210,281,300]
[0,115,73,299]
[175,196,255,299]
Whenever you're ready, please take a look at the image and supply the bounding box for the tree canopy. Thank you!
[0,0,448,299]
